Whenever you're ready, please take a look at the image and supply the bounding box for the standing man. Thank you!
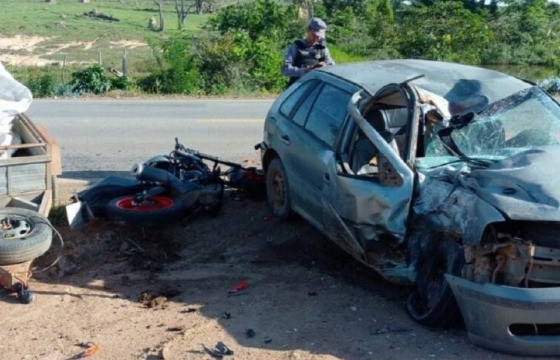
[282,17,335,87]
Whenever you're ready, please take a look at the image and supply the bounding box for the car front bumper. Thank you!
[446,274,560,356]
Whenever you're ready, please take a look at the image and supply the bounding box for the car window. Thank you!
[292,83,322,126]
[279,80,317,118]
[305,84,352,146]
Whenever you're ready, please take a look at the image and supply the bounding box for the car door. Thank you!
[269,74,360,228]
[320,83,420,272]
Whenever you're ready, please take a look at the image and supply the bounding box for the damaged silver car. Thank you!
[259,59,560,355]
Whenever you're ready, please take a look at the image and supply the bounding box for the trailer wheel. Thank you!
[0,208,52,265]
[106,195,183,226]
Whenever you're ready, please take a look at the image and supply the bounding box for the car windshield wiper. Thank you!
[424,157,495,170]
[436,113,492,168]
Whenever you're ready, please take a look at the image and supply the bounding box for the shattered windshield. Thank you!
[422,87,560,167]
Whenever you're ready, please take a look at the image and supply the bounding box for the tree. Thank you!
[175,0,191,29]
[399,1,493,64]
[153,0,166,31]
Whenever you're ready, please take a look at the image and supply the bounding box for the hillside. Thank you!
[0,0,210,71]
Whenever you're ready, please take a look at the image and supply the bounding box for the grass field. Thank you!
[0,0,211,72]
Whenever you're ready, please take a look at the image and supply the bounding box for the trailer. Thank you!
[0,112,61,217]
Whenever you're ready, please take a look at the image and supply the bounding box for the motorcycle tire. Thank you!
[106,195,184,226]
[0,208,52,265]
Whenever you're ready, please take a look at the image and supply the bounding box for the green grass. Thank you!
[0,0,212,71]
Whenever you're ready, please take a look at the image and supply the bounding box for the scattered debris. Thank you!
[139,291,167,309]
[372,326,413,335]
[245,328,256,338]
[222,311,231,319]
[166,326,184,332]
[264,338,273,344]
[227,279,248,295]
[139,288,181,309]
[180,308,197,314]
[71,343,100,359]
[203,341,234,358]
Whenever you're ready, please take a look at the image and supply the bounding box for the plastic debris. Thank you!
[372,326,413,335]
[227,279,248,295]
[72,343,100,359]
[203,341,234,358]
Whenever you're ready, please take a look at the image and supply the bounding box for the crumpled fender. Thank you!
[411,173,504,246]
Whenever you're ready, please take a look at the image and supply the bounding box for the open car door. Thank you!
[320,83,421,283]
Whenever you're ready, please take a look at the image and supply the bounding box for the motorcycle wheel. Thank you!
[106,195,183,226]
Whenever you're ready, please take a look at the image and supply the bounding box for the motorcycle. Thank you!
[66,138,264,229]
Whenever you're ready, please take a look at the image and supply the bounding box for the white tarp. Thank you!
[0,62,33,158]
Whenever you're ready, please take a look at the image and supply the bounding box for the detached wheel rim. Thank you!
[116,196,175,212]
[270,169,286,212]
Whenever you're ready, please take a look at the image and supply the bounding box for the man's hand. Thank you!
[312,61,326,69]
[304,62,326,73]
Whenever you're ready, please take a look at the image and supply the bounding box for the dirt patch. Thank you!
[0,35,49,51]
[110,40,148,49]
[0,36,102,66]
[0,192,539,359]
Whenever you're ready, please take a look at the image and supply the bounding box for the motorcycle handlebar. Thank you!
[174,138,245,169]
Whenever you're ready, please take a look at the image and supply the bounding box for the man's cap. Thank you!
[308,18,327,38]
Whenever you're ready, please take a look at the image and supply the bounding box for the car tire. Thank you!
[266,158,291,219]
[106,194,183,226]
[406,239,464,328]
[0,208,52,265]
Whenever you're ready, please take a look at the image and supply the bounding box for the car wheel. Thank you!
[0,208,52,265]
[106,195,183,226]
[406,239,463,327]
[266,158,291,219]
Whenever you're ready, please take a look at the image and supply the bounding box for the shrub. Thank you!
[70,65,112,94]
[111,76,136,91]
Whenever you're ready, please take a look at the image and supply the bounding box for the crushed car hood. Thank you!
[466,147,560,220]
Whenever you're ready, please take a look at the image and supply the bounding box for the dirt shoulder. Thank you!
[0,190,542,360]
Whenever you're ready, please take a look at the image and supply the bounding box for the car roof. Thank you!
[319,59,532,104]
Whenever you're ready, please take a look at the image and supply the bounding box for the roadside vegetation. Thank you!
[2,0,560,96]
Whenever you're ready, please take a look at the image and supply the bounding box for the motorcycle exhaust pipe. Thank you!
[132,163,198,194]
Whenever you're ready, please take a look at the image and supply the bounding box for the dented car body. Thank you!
[260,59,560,355]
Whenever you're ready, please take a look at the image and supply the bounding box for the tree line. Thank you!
[15,0,560,96]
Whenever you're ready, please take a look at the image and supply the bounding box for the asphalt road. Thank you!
[27,99,274,179]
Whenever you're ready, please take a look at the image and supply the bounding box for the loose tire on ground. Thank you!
[266,158,291,219]
[106,195,183,226]
[0,208,52,265]
[406,239,464,328]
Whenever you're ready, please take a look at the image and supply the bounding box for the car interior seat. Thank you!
[365,108,406,156]
[350,108,403,174]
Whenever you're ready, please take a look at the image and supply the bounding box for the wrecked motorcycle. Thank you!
[67,139,264,228]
